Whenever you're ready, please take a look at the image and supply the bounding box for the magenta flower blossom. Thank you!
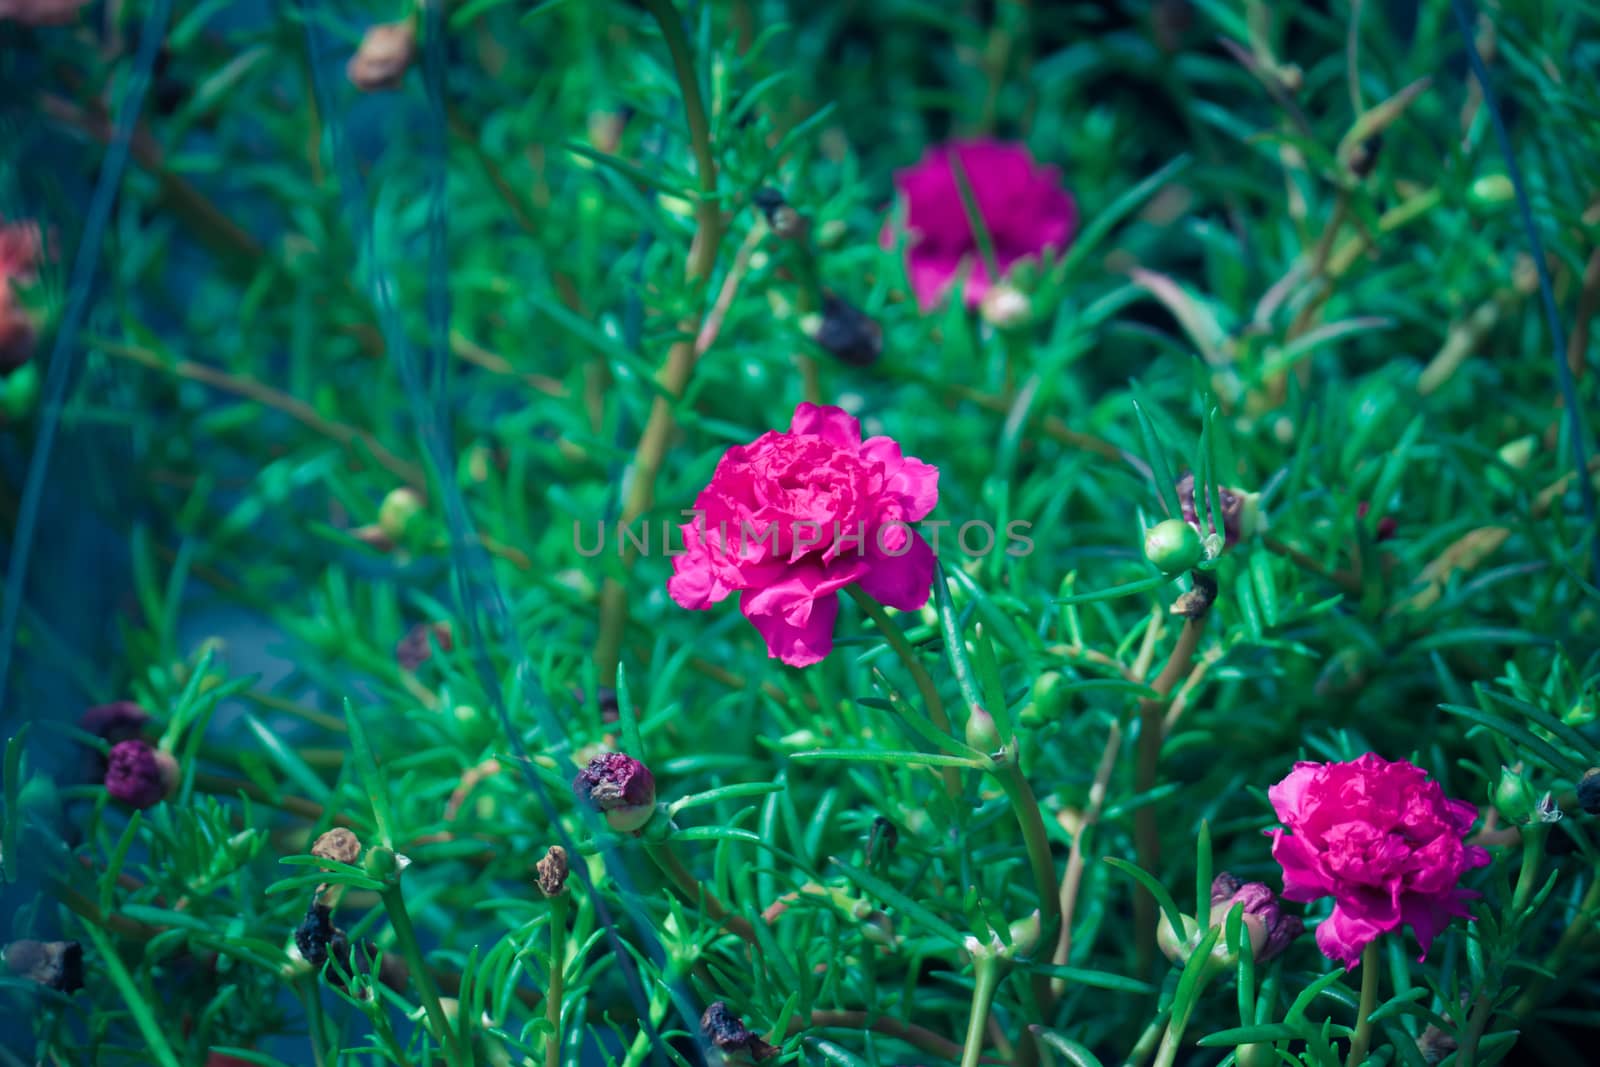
[1266,754,1490,968]
[880,140,1077,311]
[668,403,939,667]
[104,740,177,810]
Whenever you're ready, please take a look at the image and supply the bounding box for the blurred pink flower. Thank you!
[1267,753,1490,968]
[669,403,939,667]
[0,219,44,374]
[0,0,91,26]
[880,139,1077,311]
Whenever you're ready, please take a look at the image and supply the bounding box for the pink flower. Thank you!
[0,219,44,375]
[880,140,1077,311]
[668,403,939,667]
[0,0,90,26]
[1266,754,1490,968]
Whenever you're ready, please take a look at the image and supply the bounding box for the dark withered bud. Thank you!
[752,188,805,239]
[537,846,570,896]
[3,939,84,993]
[1357,501,1398,542]
[1150,0,1193,54]
[347,21,416,92]
[396,621,453,670]
[1209,874,1303,964]
[573,752,657,833]
[1577,768,1600,815]
[104,740,177,809]
[312,828,363,867]
[1346,134,1383,180]
[573,685,620,723]
[0,315,33,377]
[294,902,337,968]
[700,1001,779,1060]
[1175,473,1262,548]
[804,293,883,367]
[79,701,150,746]
[1417,1024,1458,1065]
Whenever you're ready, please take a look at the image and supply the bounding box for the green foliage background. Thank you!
[2,0,1599,1065]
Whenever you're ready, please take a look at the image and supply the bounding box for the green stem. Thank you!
[1345,942,1382,1067]
[847,586,963,800]
[381,881,470,1067]
[643,840,759,944]
[959,955,1004,1067]
[594,0,725,685]
[1511,869,1600,1020]
[300,978,330,1067]
[544,893,570,1067]
[994,757,1063,1033]
[1511,826,1545,914]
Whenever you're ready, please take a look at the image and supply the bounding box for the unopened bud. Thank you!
[1346,134,1383,180]
[378,487,425,543]
[803,293,883,367]
[3,939,83,993]
[347,21,415,92]
[964,708,1001,752]
[1493,765,1538,824]
[1417,1024,1458,1065]
[980,284,1033,331]
[1468,174,1515,208]
[1018,671,1064,727]
[311,828,363,867]
[537,845,570,896]
[104,740,177,809]
[1156,913,1201,966]
[1004,909,1042,958]
[1209,874,1303,964]
[363,845,402,881]
[0,360,39,419]
[1578,768,1600,815]
[572,752,657,833]
[1144,518,1204,575]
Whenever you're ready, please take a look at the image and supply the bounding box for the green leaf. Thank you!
[790,749,982,769]
[1103,857,1188,951]
[1134,400,1182,519]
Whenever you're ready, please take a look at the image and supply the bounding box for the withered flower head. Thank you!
[573,752,656,833]
[347,21,416,93]
[396,621,453,670]
[294,902,337,968]
[700,1001,778,1060]
[104,740,177,810]
[311,828,363,867]
[1579,768,1600,816]
[804,293,883,367]
[537,845,570,897]
[1175,472,1261,548]
[79,701,150,745]
[1209,873,1303,965]
[3,939,84,993]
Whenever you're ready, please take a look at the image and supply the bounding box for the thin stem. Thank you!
[847,586,963,799]
[1511,826,1545,915]
[993,756,1064,1037]
[1053,719,1123,989]
[643,840,759,944]
[1134,613,1208,970]
[594,0,725,685]
[300,977,331,1067]
[544,892,570,1067]
[1511,869,1600,1020]
[960,956,1004,1067]
[381,879,470,1067]
[1345,941,1382,1067]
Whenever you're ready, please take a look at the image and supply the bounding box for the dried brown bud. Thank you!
[397,621,454,670]
[311,828,362,867]
[700,1001,778,1060]
[1417,1024,1458,1065]
[573,752,657,833]
[537,846,570,896]
[1175,472,1263,548]
[1578,768,1600,815]
[804,293,883,367]
[3,939,84,993]
[347,21,416,93]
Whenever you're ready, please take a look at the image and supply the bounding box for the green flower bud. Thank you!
[1018,671,1064,728]
[1469,174,1515,207]
[1144,518,1204,575]
[1003,909,1042,959]
[363,845,401,881]
[378,488,425,543]
[980,284,1033,331]
[1156,913,1200,965]
[965,708,1001,752]
[1493,765,1538,824]
[0,361,39,419]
